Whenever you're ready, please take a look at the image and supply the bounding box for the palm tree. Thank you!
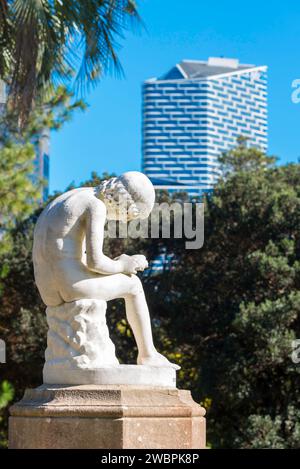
[0,0,139,123]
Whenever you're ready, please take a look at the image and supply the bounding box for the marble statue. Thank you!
[33,171,179,386]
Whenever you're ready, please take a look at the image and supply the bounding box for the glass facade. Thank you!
[142,58,268,197]
[34,128,50,202]
[43,153,50,200]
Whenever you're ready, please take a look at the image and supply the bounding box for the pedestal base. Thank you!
[9,385,206,449]
[43,365,176,387]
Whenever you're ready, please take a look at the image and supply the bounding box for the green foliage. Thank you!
[0,141,39,254]
[0,145,300,448]
[0,85,86,446]
[0,381,14,448]
[0,381,14,410]
[0,0,140,122]
[218,136,277,175]
[150,145,300,448]
[1,86,86,145]
[0,86,85,255]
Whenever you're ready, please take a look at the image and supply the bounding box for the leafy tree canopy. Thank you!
[1,143,300,448]
[0,86,85,255]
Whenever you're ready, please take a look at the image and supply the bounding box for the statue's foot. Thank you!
[137,352,181,370]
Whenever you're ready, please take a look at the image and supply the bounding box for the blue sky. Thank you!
[50,0,300,193]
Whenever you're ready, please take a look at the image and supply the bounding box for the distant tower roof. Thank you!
[154,57,264,81]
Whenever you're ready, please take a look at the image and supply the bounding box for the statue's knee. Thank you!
[129,274,143,296]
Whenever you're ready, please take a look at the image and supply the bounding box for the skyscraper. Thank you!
[33,128,50,201]
[142,57,268,197]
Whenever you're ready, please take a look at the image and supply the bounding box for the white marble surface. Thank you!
[43,364,176,387]
[33,171,180,385]
[44,299,119,371]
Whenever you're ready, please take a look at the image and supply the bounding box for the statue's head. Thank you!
[97,171,155,222]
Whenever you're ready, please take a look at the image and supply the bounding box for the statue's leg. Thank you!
[123,275,156,358]
[64,273,155,356]
[59,272,180,369]
[122,276,180,369]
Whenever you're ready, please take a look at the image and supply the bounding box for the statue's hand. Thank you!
[116,253,148,274]
[130,254,148,272]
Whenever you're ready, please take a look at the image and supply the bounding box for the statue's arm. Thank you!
[85,201,125,275]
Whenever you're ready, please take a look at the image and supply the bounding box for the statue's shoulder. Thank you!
[64,188,107,218]
[86,193,106,214]
[42,187,105,215]
[46,187,88,206]
[53,187,98,205]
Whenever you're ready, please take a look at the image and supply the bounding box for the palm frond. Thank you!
[0,0,141,123]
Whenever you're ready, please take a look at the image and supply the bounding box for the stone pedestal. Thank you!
[9,385,206,449]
